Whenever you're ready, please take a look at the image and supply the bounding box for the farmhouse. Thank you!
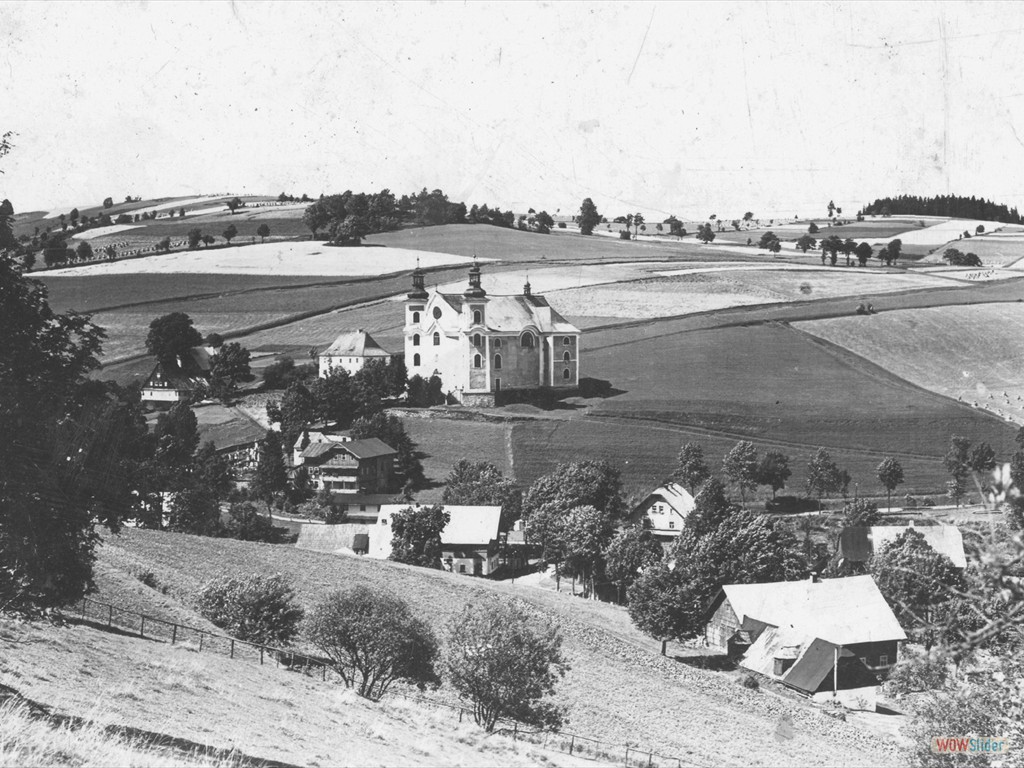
[834,524,966,571]
[370,504,503,575]
[317,329,392,378]
[625,482,695,545]
[404,261,581,406]
[141,346,216,403]
[704,575,907,710]
[292,432,397,494]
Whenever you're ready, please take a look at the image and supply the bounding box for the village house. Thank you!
[625,482,695,546]
[404,261,581,406]
[834,523,967,571]
[292,430,397,494]
[317,329,392,378]
[703,575,907,710]
[141,345,216,403]
[369,504,503,575]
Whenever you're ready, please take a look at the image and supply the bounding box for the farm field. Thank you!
[796,303,1024,426]
[84,528,903,768]
[921,231,1024,267]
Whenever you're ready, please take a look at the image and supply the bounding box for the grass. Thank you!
[921,232,1024,267]
[79,528,904,767]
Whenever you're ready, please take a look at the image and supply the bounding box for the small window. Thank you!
[473,333,481,346]
[563,336,571,346]
[562,368,570,380]
[494,338,502,349]
[879,654,889,666]
[412,311,420,323]
[495,378,501,392]
[433,307,442,320]
[473,309,482,325]
[360,505,366,512]
[433,332,440,346]
[520,332,534,348]
[459,564,466,574]
[494,354,502,370]
[474,353,482,368]
[563,351,571,363]
[669,521,676,529]
[413,334,420,346]
[413,353,420,366]
[381,519,387,525]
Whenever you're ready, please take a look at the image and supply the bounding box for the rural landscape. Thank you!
[2,3,1023,768]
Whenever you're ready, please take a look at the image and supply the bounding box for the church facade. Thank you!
[404,262,581,405]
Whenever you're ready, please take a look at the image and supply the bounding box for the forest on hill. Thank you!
[859,194,1022,223]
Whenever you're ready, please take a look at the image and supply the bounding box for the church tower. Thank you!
[463,258,487,299]
[407,261,428,301]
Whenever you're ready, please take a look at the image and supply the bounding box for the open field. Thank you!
[797,303,1024,426]
[921,231,1024,267]
[74,528,903,767]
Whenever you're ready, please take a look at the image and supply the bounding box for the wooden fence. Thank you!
[70,596,707,768]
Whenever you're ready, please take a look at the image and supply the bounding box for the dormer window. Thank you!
[473,309,482,325]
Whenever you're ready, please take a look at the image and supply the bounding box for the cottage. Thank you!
[318,329,392,378]
[625,482,695,545]
[835,524,966,571]
[141,346,216,403]
[404,262,581,406]
[293,435,397,494]
[370,504,503,575]
[704,575,907,710]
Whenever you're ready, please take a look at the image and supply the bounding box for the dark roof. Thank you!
[352,533,369,550]
[837,528,874,564]
[782,637,842,693]
[144,346,214,391]
[342,438,397,460]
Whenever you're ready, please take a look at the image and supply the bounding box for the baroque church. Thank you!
[404,261,581,406]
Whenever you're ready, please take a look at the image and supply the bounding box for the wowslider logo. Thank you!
[931,737,1009,754]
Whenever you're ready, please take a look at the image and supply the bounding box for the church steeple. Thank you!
[523,274,532,297]
[408,258,428,300]
[463,257,486,299]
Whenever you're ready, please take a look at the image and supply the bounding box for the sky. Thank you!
[3,1,1024,220]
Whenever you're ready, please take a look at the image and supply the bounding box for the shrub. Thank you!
[557,222,566,229]
[764,495,818,514]
[921,496,936,507]
[195,573,303,646]
[904,493,917,509]
[618,230,631,240]
[306,586,439,700]
[223,502,281,543]
[444,599,568,732]
[739,673,760,690]
[842,499,881,527]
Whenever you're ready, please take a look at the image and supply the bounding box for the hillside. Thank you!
[85,528,904,767]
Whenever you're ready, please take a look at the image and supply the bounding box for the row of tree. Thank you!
[860,194,1022,224]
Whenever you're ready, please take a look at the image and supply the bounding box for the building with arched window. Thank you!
[404,262,580,405]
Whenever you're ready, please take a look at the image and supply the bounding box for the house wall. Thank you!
[442,545,498,576]
[319,355,368,378]
[631,496,685,538]
[705,598,741,650]
[308,453,393,494]
[141,387,184,402]
[846,640,900,672]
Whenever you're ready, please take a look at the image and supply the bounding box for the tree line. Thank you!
[859,194,1022,224]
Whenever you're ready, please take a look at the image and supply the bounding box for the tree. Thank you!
[272,380,315,447]
[722,440,759,502]
[876,456,905,511]
[806,447,843,505]
[523,460,625,522]
[627,562,692,655]
[310,366,355,426]
[976,224,985,235]
[209,342,251,399]
[444,600,568,731]
[256,223,270,243]
[756,451,791,499]
[743,212,754,222]
[385,355,407,398]
[808,222,819,234]
[226,196,242,214]
[560,505,615,598]
[673,442,710,493]
[196,573,302,645]
[187,228,202,250]
[389,504,449,568]
[796,234,816,253]
[632,212,645,239]
[75,241,93,262]
[888,238,902,265]
[855,241,873,266]
[696,223,715,243]
[165,486,223,535]
[827,200,835,218]
[944,436,972,507]
[202,234,216,247]
[307,586,439,700]
[102,197,113,209]
[842,498,882,527]
[604,525,663,600]
[758,231,779,249]
[250,430,287,513]
[442,460,521,530]
[222,223,238,246]
[146,312,203,366]
[578,198,601,235]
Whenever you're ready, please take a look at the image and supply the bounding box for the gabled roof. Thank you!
[433,292,579,335]
[144,345,216,390]
[376,504,502,546]
[320,330,391,358]
[300,437,396,461]
[719,575,907,646]
[839,525,967,569]
[633,482,696,517]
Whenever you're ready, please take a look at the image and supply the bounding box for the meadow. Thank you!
[919,231,1024,267]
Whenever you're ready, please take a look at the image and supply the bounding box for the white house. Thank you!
[835,524,967,570]
[370,504,503,575]
[141,345,216,403]
[318,329,392,378]
[625,482,695,544]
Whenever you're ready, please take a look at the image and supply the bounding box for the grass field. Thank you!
[921,232,1024,267]
[797,303,1024,426]
[74,528,904,767]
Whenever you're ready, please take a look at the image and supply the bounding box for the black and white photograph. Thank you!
[1,2,1022,766]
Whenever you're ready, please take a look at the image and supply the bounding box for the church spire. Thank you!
[407,257,428,300]
[523,274,531,296]
[463,256,487,299]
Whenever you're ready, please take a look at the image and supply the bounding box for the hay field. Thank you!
[796,303,1024,425]
[920,232,1024,267]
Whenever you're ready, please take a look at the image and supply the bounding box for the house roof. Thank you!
[839,525,967,569]
[376,504,502,546]
[740,627,878,694]
[632,482,696,517]
[300,438,396,461]
[144,345,216,390]
[435,292,580,335]
[719,575,907,646]
[320,330,391,358]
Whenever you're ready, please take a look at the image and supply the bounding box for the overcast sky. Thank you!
[3,1,1024,219]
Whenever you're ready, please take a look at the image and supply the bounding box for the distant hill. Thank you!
[860,195,1021,224]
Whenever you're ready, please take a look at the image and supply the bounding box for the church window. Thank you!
[474,354,482,368]
[473,333,481,346]
[413,353,420,366]
[412,311,420,323]
[563,336,572,346]
[562,368,570,380]
[494,354,502,370]
[473,309,482,325]
[413,334,420,346]
[563,351,570,363]
[520,332,534,349]
[433,307,442,320]
[433,332,440,346]
[494,338,502,349]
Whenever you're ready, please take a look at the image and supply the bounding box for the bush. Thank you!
[306,586,439,700]
[444,599,568,732]
[903,493,917,509]
[223,502,281,542]
[739,673,760,690]
[842,499,881,527]
[618,230,632,240]
[557,222,566,229]
[920,496,936,507]
[764,495,818,514]
[195,573,303,646]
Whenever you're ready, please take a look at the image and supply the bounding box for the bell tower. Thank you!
[408,261,428,301]
[463,258,487,299]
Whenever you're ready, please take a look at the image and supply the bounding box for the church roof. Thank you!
[436,292,579,334]
[320,330,391,358]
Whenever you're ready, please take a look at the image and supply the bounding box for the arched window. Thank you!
[520,332,534,349]
[412,334,420,346]
[433,332,440,346]
[563,336,571,346]
[473,310,482,325]
[413,353,420,366]
[474,353,482,368]
[494,354,502,370]
[412,311,420,323]
[433,307,442,320]
[563,351,571,363]
[494,338,502,349]
[562,368,570,380]
[473,333,481,346]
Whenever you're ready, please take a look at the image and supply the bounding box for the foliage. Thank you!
[306,586,439,700]
[209,342,251,399]
[806,447,844,502]
[859,194,1021,224]
[755,451,791,499]
[165,487,223,536]
[795,234,816,253]
[876,456,905,509]
[350,412,424,488]
[559,505,615,597]
[842,498,882,527]
[145,312,203,365]
[673,442,710,493]
[250,430,287,512]
[309,366,355,426]
[195,573,303,646]
[187,228,202,250]
[603,525,663,592]
[696,223,715,243]
[854,241,873,266]
[269,381,315,447]
[262,356,315,390]
[942,248,983,267]
[406,373,445,407]
[225,502,281,542]
[441,459,521,530]
[389,504,449,568]
[222,223,238,245]
[578,198,601,236]
[722,440,759,501]
[444,600,568,731]
[256,223,270,242]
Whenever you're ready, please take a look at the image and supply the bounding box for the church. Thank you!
[404,261,581,406]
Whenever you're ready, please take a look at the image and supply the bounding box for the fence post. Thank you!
[80,599,86,619]
[260,646,264,665]
[625,746,630,766]
[321,664,326,682]
[199,633,204,652]
[513,723,518,741]
[108,604,113,628]
[230,639,234,659]
[171,624,177,645]
[569,735,575,755]
[648,751,653,768]
[140,616,145,638]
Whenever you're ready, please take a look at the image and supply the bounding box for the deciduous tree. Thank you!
[578,198,601,235]
[756,450,791,499]
[389,504,449,568]
[256,223,270,243]
[723,440,759,502]
[442,460,521,530]
[673,442,710,493]
[877,456,905,511]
